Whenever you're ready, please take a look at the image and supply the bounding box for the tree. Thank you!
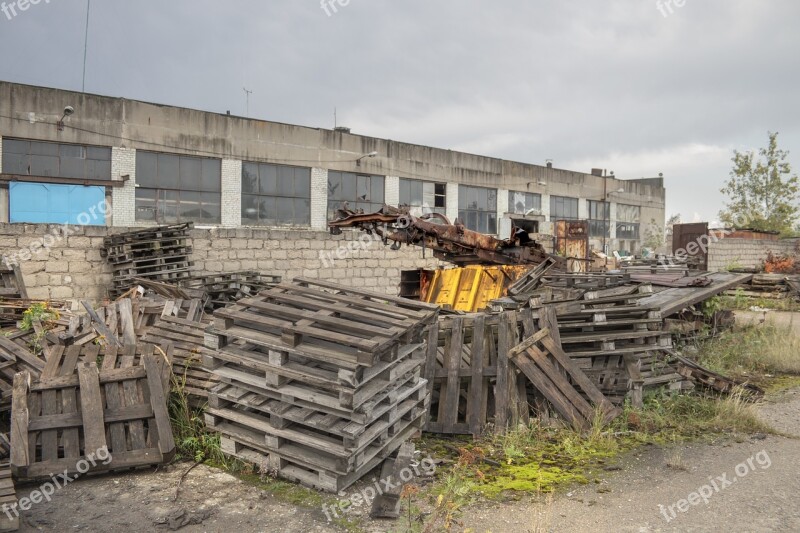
[665,213,681,238]
[720,132,799,235]
[643,218,665,251]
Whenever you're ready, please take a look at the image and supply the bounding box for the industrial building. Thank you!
[0,81,666,256]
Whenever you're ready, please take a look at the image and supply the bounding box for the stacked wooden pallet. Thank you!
[203,278,438,492]
[531,285,684,405]
[182,271,282,310]
[141,299,218,403]
[103,223,194,298]
[725,273,800,299]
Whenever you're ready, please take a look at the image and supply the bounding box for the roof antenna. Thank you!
[243,87,253,117]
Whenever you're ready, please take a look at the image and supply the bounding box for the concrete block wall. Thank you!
[0,223,442,305]
[707,238,799,271]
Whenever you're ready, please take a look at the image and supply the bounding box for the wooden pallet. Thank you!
[140,300,217,402]
[10,350,175,480]
[181,271,282,310]
[0,463,17,532]
[424,312,526,436]
[217,416,421,493]
[509,327,621,431]
[211,278,438,368]
[370,442,415,518]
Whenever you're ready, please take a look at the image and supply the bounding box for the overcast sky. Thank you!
[1,0,798,223]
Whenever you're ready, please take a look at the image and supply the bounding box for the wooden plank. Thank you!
[441,317,463,431]
[81,301,123,347]
[143,354,175,457]
[511,352,585,430]
[468,314,485,436]
[117,298,137,347]
[495,312,511,432]
[10,372,30,469]
[78,362,108,454]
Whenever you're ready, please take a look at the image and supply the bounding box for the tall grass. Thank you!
[698,324,800,376]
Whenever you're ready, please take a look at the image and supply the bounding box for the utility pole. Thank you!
[243,87,253,117]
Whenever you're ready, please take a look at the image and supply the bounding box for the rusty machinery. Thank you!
[329,204,565,267]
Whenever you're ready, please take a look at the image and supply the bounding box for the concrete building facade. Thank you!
[0,81,666,256]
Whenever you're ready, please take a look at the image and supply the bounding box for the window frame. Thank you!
[458,185,498,234]
[587,200,610,237]
[327,171,385,220]
[508,191,542,216]
[135,151,222,224]
[549,195,580,221]
[241,162,311,227]
[398,177,447,216]
[2,138,112,181]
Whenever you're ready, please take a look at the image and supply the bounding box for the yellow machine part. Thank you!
[422,265,531,312]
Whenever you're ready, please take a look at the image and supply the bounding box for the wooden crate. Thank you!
[10,349,175,480]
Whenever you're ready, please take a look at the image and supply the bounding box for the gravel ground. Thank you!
[458,387,800,533]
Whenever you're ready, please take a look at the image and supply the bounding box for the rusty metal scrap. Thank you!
[329,205,564,267]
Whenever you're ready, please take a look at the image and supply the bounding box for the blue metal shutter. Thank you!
[9,183,106,225]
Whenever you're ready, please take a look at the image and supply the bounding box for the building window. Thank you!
[2,138,111,180]
[327,171,385,219]
[588,200,610,237]
[241,162,311,226]
[458,185,497,234]
[550,195,579,220]
[616,204,641,239]
[508,191,542,215]
[135,152,221,224]
[399,178,446,216]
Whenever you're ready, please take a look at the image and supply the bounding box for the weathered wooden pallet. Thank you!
[140,300,217,402]
[207,349,424,414]
[181,271,282,310]
[0,462,17,532]
[509,327,621,431]
[204,339,425,410]
[424,312,524,436]
[217,415,421,493]
[10,349,175,480]
[206,387,426,460]
[103,223,193,247]
[211,279,437,367]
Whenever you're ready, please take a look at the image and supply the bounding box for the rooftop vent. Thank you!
[334,126,351,134]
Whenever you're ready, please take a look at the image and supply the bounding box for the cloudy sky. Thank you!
[1,0,797,223]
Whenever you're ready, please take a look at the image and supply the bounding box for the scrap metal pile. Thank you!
[329,204,562,266]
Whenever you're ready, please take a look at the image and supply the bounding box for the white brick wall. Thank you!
[497,188,510,237]
[446,182,459,223]
[0,136,4,175]
[221,159,242,227]
[311,167,329,230]
[609,202,618,239]
[111,147,136,227]
[385,176,400,206]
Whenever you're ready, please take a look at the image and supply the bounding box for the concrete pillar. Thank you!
[578,198,589,220]
[446,182,459,223]
[310,168,329,230]
[111,147,137,227]
[609,202,618,239]
[385,176,400,206]
[0,137,6,223]
[497,188,510,237]
[221,159,242,228]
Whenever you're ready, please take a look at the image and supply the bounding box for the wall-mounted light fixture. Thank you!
[57,106,75,131]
